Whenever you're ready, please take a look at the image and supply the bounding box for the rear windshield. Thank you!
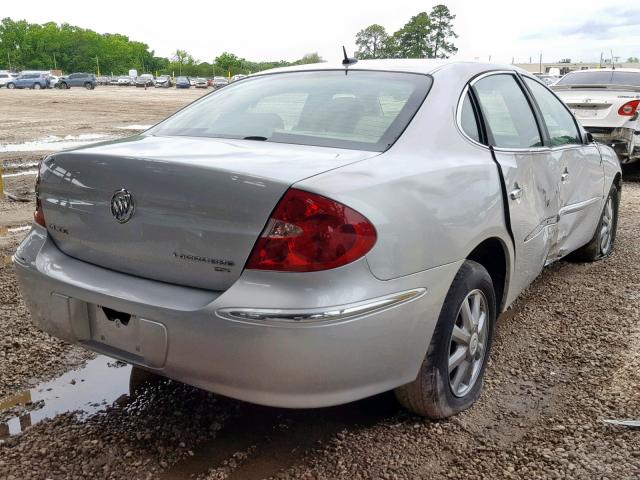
[149,70,432,152]
[557,71,640,87]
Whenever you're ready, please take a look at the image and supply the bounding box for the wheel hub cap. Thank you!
[469,333,479,356]
[448,289,489,398]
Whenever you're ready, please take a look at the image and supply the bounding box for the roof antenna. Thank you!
[342,46,358,68]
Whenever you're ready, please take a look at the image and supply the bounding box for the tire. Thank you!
[7,83,15,89]
[395,260,496,418]
[84,82,94,90]
[569,184,619,262]
[59,82,68,89]
[33,83,42,90]
[129,366,165,398]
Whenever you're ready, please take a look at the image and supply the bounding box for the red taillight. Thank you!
[618,100,640,116]
[34,169,46,227]
[245,188,377,272]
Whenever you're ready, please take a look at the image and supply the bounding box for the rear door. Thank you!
[471,72,563,300]
[522,77,604,258]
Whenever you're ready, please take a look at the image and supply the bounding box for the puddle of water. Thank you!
[0,134,113,153]
[2,161,39,170]
[2,169,38,178]
[0,225,27,239]
[0,355,131,438]
[7,225,31,234]
[116,125,152,130]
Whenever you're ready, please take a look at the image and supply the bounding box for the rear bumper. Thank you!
[14,226,460,408]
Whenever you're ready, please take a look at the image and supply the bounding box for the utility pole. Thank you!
[53,53,57,70]
[539,53,542,74]
[96,56,100,76]
[7,52,11,71]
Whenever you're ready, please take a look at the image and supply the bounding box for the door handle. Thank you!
[561,169,570,183]
[509,186,523,200]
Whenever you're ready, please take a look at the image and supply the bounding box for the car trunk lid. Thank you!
[553,86,640,125]
[39,135,378,291]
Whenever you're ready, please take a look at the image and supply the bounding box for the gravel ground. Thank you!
[1,89,639,479]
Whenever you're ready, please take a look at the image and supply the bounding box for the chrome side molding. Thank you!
[216,288,427,325]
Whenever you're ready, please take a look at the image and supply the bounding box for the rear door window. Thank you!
[473,74,542,149]
[523,77,581,146]
[460,93,481,143]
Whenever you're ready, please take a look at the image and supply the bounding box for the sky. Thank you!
[4,0,640,64]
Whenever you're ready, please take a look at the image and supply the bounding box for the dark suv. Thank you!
[58,73,97,90]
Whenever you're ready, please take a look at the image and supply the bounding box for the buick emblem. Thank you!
[110,189,135,223]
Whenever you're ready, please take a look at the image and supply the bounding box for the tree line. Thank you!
[0,18,323,76]
[355,5,458,60]
[0,6,458,78]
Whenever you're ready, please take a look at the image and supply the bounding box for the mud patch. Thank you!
[0,134,114,153]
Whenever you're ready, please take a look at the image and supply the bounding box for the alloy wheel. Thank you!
[599,195,614,256]
[448,289,489,397]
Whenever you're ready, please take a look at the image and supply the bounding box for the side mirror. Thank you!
[584,131,594,144]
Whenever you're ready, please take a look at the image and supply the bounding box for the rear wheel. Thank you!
[59,82,68,89]
[395,260,496,418]
[84,82,94,90]
[129,366,165,397]
[7,82,15,89]
[569,184,619,262]
[33,83,42,90]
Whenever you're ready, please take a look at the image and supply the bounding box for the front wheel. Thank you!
[7,83,15,89]
[84,82,94,90]
[395,260,496,418]
[569,184,619,262]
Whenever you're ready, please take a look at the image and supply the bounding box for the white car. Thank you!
[553,68,640,164]
[48,75,60,89]
[0,72,17,87]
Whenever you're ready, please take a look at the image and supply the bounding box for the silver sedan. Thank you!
[14,60,621,418]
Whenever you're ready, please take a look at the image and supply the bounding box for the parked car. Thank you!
[0,72,17,88]
[135,74,155,88]
[230,74,247,82]
[194,77,208,88]
[532,73,560,86]
[117,76,132,86]
[155,75,172,88]
[6,73,50,89]
[48,75,60,89]
[57,73,97,90]
[175,76,191,89]
[14,60,621,419]
[212,76,229,89]
[552,68,640,164]
[96,76,111,86]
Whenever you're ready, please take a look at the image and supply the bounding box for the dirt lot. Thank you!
[1,87,639,480]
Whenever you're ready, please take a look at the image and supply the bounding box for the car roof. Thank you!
[255,59,525,77]
[564,68,640,74]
